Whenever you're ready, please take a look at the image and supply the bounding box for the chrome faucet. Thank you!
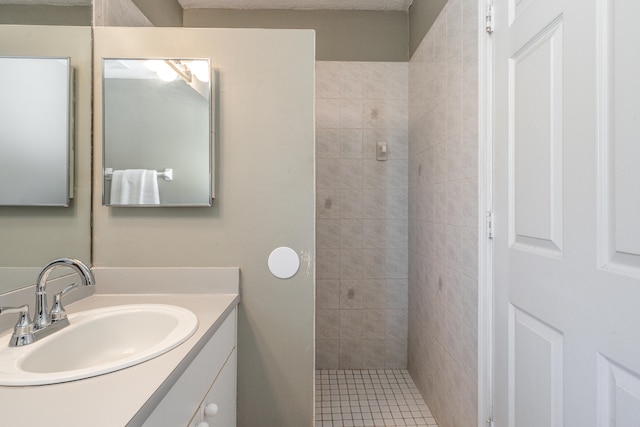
[0,258,94,347]
[34,258,94,331]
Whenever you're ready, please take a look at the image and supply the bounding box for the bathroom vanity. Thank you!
[0,267,239,427]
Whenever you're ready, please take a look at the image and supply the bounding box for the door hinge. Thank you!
[486,416,495,427]
[486,211,494,239]
[485,4,494,33]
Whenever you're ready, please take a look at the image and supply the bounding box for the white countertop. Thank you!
[0,268,240,426]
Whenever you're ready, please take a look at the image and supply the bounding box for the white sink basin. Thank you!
[0,304,198,386]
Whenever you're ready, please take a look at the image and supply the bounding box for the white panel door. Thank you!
[493,0,640,426]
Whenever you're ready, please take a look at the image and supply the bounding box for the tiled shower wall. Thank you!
[407,1,479,427]
[315,62,409,369]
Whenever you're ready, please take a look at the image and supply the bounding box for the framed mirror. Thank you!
[102,58,212,207]
[0,56,72,206]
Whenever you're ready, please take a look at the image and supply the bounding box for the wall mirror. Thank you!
[0,25,92,294]
[102,58,212,207]
[0,56,72,206]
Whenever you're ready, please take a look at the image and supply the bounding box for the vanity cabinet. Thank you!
[142,308,236,427]
[190,349,236,427]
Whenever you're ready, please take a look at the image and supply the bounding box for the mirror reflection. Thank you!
[0,25,92,294]
[0,56,72,206]
[102,58,212,207]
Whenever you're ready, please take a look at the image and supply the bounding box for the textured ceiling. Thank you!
[177,0,413,11]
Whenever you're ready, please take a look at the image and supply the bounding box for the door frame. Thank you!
[478,0,494,425]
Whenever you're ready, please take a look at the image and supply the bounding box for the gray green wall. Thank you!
[131,0,183,27]
[93,27,315,427]
[184,9,408,62]
[112,0,447,61]
[409,0,448,58]
[0,5,91,26]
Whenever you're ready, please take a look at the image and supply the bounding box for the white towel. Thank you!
[110,169,160,205]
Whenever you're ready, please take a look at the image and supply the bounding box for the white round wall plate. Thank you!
[268,247,300,279]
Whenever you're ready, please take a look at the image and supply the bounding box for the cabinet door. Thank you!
[142,310,236,427]
[198,349,237,427]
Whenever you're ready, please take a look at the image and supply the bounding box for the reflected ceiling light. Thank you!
[157,66,177,82]
[145,59,208,84]
[144,60,164,72]
[186,60,210,83]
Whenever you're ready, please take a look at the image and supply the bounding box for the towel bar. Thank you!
[104,168,173,181]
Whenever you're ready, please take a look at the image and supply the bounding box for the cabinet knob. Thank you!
[195,422,209,427]
[204,403,219,417]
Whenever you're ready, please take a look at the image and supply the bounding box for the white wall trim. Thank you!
[478,0,494,425]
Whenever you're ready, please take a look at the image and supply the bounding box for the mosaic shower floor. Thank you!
[315,370,439,427]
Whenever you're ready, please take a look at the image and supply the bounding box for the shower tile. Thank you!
[339,99,363,129]
[316,98,341,128]
[385,63,409,100]
[445,225,463,274]
[461,275,478,330]
[462,0,479,61]
[317,248,341,280]
[462,57,479,131]
[339,248,364,279]
[338,129,364,159]
[460,227,478,278]
[387,159,409,189]
[363,219,388,249]
[460,178,478,229]
[445,180,463,227]
[317,279,340,310]
[460,125,478,179]
[340,219,363,249]
[447,133,463,182]
[433,184,448,226]
[362,64,387,99]
[362,128,389,160]
[386,248,409,279]
[362,309,387,339]
[317,128,341,159]
[338,340,363,369]
[385,309,408,339]
[338,159,363,189]
[363,159,387,189]
[363,99,408,130]
[362,190,387,219]
[362,248,387,279]
[446,59,463,138]
[339,62,364,99]
[317,158,341,189]
[446,0,463,61]
[340,279,363,309]
[316,60,410,375]
[315,370,439,427]
[317,219,341,249]
[339,189,364,219]
[316,339,340,369]
[316,62,341,99]
[385,338,408,368]
[317,189,341,219]
[317,310,340,340]
[362,279,386,309]
[360,340,387,369]
[339,309,363,340]
[386,279,408,309]
[432,143,447,184]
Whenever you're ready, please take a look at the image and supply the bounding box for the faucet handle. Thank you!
[50,283,78,322]
[0,305,34,347]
